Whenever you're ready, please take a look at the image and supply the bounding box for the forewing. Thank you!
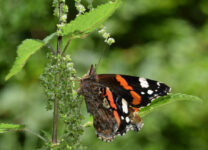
[97,74,171,108]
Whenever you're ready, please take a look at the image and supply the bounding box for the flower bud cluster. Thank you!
[53,0,69,36]
[40,53,84,149]
[98,26,115,45]
[74,0,86,16]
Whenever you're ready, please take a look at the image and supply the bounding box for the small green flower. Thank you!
[106,37,115,45]
[103,32,110,39]
[61,14,67,22]
[76,4,86,13]
[63,5,68,13]
[98,26,116,45]
[98,28,106,34]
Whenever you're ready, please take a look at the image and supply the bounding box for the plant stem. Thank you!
[57,2,63,54]
[52,94,59,143]
[57,36,62,54]
[52,1,63,144]
[61,37,72,56]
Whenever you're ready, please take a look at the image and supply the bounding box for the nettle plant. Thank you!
[2,0,202,149]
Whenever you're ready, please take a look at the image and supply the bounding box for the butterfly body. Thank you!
[79,66,171,142]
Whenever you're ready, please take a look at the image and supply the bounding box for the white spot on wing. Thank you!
[139,78,149,88]
[125,117,130,123]
[147,90,153,95]
[157,82,160,86]
[141,92,145,95]
[122,98,128,114]
[121,116,124,120]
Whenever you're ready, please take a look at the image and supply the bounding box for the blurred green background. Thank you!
[0,0,208,150]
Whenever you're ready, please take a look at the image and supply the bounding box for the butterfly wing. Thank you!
[99,87,144,137]
[80,66,170,141]
[97,74,171,108]
[96,74,170,137]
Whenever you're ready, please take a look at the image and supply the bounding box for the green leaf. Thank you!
[83,116,93,128]
[5,32,56,81]
[43,32,56,44]
[62,0,121,38]
[5,39,44,80]
[139,93,202,117]
[0,123,25,133]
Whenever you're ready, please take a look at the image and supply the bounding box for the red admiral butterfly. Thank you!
[78,65,171,142]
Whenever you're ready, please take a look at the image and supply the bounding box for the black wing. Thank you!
[97,74,171,108]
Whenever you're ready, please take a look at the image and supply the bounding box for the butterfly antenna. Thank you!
[95,45,108,70]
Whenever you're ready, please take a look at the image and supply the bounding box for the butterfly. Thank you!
[78,65,171,142]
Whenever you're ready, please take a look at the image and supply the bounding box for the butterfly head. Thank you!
[79,65,99,95]
[81,65,97,80]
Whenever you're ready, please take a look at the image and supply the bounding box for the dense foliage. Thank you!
[0,0,208,150]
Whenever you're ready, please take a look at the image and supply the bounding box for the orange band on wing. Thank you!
[115,75,133,90]
[130,91,141,105]
[132,107,139,112]
[105,88,120,126]
[105,88,117,110]
[113,110,121,126]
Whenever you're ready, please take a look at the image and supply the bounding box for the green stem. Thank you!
[61,37,72,56]
[52,94,59,143]
[57,2,63,54]
[57,36,62,54]
[52,1,63,143]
